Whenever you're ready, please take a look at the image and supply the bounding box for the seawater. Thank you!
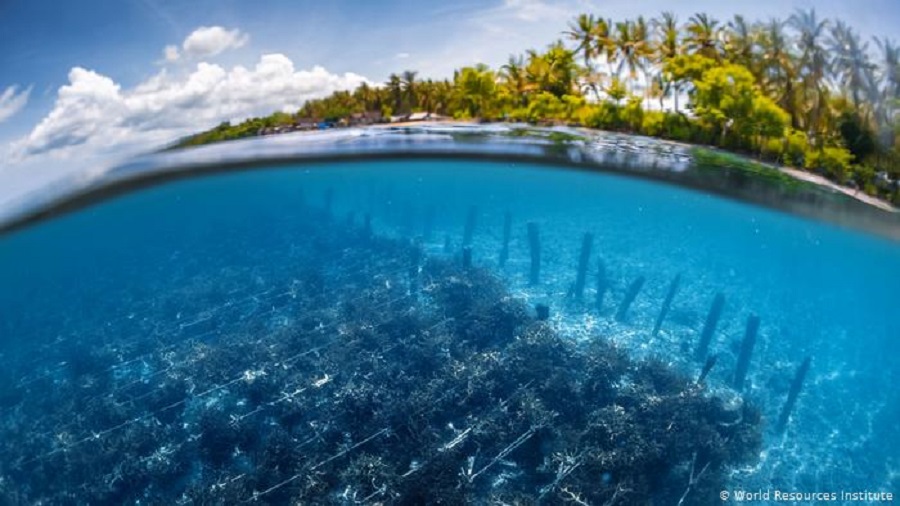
[0,159,897,503]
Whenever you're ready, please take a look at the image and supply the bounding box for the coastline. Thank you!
[378,120,898,212]
[4,123,897,242]
[780,166,896,212]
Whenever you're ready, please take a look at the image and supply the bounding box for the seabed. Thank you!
[0,127,898,504]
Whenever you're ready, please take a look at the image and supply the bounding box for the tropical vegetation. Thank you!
[176,10,900,203]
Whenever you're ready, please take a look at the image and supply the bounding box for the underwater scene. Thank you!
[3,0,900,502]
[0,154,897,505]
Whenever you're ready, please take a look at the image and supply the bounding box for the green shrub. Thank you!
[784,129,809,167]
[526,92,565,122]
[623,96,644,131]
[804,146,854,182]
[641,111,666,137]
[585,102,624,130]
[851,164,876,189]
[661,113,693,141]
[561,94,586,123]
[507,107,530,122]
[760,137,785,162]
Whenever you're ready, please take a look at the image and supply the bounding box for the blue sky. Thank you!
[0,0,898,207]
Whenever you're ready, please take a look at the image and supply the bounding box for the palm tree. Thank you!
[565,14,615,99]
[685,13,723,60]
[565,14,598,68]
[875,37,900,109]
[418,79,436,113]
[758,18,799,128]
[724,15,756,69]
[525,42,580,98]
[353,82,378,111]
[454,64,497,118]
[613,20,646,86]
[385,73,403,114]
[500,54,530,107]
[654,12,681,62]
[873,38,899,151]
[633,16,652,106]
[650,73,671,110]
[830,21,877,110]
[653,12,681,111]
[431,79,454,115]
[401,70,418,111]
[593,17,616,72]
[790,8,830,142]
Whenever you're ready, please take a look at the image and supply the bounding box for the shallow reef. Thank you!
[0,204,761,505]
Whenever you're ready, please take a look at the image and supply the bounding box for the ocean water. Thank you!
[0,159,897,504]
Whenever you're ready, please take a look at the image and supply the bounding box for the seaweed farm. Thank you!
[0,159,898,504]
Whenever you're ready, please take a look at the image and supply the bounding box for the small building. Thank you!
[293,118,319,131]
[407,112,448,122]
[349,111,383,126]
[258,125,292,136]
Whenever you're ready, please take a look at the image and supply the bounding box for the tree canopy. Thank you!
[176,9,900,203]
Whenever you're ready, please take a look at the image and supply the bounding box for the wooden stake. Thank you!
[732,314,760,391]
[527,222,540,285]
[596,259,608,312]
[573,233,593,300]
[463,205,477,246]
[776,357,811,434]
[499,212,512,267]
[652,274,681,336]
[695,293,725,361]
[615,276,645,322]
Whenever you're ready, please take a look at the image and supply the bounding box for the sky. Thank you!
[0,0,898,207]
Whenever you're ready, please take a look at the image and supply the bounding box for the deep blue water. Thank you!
[0,159,898,503]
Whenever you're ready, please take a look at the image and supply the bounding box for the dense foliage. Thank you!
[176,9,899,203]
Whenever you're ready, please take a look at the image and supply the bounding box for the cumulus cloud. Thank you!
[163,26,248,62]
[187,26,248,59]
[0,85,32,124]
[12,53,368,159]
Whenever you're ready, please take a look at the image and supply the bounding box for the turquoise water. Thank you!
[0,159,898,503]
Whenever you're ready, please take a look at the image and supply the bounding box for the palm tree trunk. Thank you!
[645,71,651,109]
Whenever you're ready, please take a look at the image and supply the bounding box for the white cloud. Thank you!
[395,52,410,60]
[11,53,368,161]
[163,44,180,62]
[0,85,32,124]
[182,26,248,59]
[500,0,571,22]
[161,26,248,62]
